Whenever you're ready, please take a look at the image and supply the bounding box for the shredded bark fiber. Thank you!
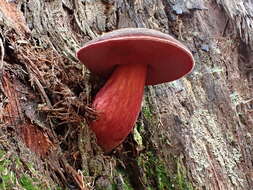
[0,4,95,188]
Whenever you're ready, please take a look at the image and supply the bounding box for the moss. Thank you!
[122,181,134,190]
[140,101,156,135]
[19,175,44,190]
[138,98,194,190]
[175,160,194,190]
[0,149,60,190]
[114,168,134,190]
[0,151,19,190]
[137,151,194,190]
[142,105,153,121]
[133,102,154,149]
[137,151,174,190]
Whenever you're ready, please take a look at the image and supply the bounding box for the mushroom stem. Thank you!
[91,63,147,152]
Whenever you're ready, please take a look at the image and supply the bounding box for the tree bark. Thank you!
[0,0,252,189]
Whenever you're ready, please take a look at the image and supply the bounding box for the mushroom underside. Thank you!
[77,38,193,85]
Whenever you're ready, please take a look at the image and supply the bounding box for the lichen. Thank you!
[230,91,243,106]
[133,126,144,151]
[185,109,244,186]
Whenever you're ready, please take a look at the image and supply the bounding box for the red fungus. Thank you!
[77,28,194,152]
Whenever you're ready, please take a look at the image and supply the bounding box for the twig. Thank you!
[33,75,52,108]
[0,37,4,74]
[61,157,89,190]
[22,58,52,108]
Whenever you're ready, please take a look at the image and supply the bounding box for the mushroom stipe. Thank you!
[77,28,194,152]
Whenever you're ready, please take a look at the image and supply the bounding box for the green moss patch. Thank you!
[0,149,59,190]
[137,151,194,190]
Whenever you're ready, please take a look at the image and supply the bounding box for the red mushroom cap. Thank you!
[77,28,194,85]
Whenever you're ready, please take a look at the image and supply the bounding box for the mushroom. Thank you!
[77,28,194,152]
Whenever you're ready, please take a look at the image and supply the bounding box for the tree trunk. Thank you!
[0,0,252,189]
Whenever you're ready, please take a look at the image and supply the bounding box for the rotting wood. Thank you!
[1,61,91,189]
[2,71,53,157]
[0,0,252,189]
[0,0,30,34]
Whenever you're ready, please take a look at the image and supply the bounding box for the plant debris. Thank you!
[0,9,95,189]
